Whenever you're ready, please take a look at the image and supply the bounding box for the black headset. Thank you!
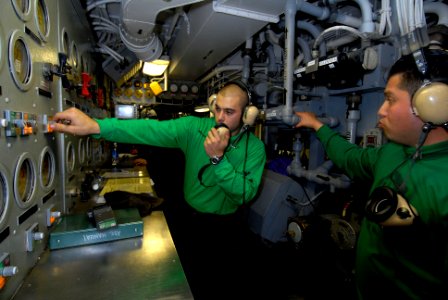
[364,186,417,227]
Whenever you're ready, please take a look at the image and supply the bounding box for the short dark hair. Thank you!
[387,48,448,96]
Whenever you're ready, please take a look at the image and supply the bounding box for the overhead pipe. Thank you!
[282,0,298,126]
[268,0,333,126]
[198,65,267,85]
[423,1,448,26]
[297,21,326,57]
[241,38,253,84]
[119,0,204,62]
[353,0,375,33]
[296,0,330,21]
[296,38,312,65]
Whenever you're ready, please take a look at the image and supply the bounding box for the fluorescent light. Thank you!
[142,56,170,76]
[194,105,210,113]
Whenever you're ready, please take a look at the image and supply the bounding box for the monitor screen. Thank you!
[115,104,137,119]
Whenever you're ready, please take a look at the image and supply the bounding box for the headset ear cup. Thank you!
[242,105,259,126]
[208,94,217,114]
[412,82,448,124]
[365,187,397,223]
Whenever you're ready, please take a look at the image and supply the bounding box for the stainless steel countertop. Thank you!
[12,211,193,300]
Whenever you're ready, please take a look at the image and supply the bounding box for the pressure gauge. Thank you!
[65,142,75,174]
[14,152,36,209]
[8,30,33,91]
[0,164,9,226]
[35,0,50,41]
[169,83,178,93]
[191,85,199,94]
[180,84,189,93]
[77,139,85,165]
[71,42,79,69]
[39,146,55,190]
[62,30,70,57]
[12,0,31,21]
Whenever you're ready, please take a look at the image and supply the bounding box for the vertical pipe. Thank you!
[283,0,296,124]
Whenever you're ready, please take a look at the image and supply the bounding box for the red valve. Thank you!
[81,72,92,98]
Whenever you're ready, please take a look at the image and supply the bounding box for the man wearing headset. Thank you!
[295,47,448,299]
[51,82,266,299]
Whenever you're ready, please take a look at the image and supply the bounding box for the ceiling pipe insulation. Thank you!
[119,0,204,62]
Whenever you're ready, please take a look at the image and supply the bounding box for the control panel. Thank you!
[0,1,102,299]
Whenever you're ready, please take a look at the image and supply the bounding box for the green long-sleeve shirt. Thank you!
[94,116,266,215]
[316,125,448,300]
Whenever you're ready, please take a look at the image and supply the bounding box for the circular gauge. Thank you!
[62,29,70,58]
[0,22,4,73]
[35,0,50,42]
[80,55,86,73]
[12,0,31,21]
[0,163,11,228]
[8,30,33,91]
[134,80,142,88]
[71,42,79,69]
[14,152,36,209]
[78,139,85,165]
[65,141,75,174]
[191,85,199,94]
[135,89,143,99]
[180,84,189,93]
[85,137,92,162]
[125,88,133,97]
[145,89,154,98]
[169,83,178,93]
[113,88,122,97]
[39,146,55,190]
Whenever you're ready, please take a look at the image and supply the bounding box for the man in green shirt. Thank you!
[52,81,266,299]
[295,48,448,299]
[52,82,266,214]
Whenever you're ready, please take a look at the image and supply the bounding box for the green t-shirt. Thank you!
[316,125,448,299]
[95,116,266,215]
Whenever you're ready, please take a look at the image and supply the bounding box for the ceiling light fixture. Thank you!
[142,55,170,76]
[194,105,210,113]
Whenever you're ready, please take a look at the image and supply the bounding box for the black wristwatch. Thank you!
[210,155,224,165]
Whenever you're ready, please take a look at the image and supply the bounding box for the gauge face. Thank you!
[12,0,31,21]
[14,154,36,208]
[0,170,8,225]
[40,148,55,188]
[62,30,70,57]
[14,39,30,82]
[180,84,189,93]
[72,43,78,69]
[191,85,199,94]
[86,137,92,161]
[66,142,75,174]
[8,31,32,91]
[81,56,85,72]
[169,83,178,93]
[36,0,50,41]
[78,139,85,164]
[18,160,32,201]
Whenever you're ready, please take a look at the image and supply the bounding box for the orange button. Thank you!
[0,276,6,290]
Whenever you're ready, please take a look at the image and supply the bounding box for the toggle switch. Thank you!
[25,223,45,252]
[0,253,18,290]
[46,204,61,227]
